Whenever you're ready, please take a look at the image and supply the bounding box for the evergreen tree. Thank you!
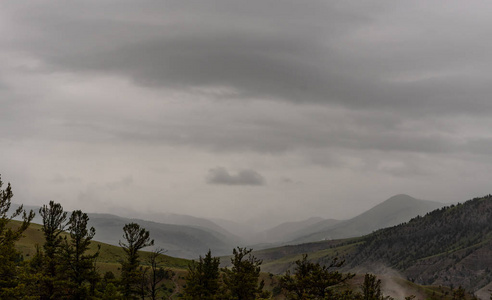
[183,249,221,299]
[0,175,35,298]
[119,222,154,299]
[222,247,265,300]
[62,210,100,299]
[361,274,383,300]
[280,254,353,299]
[39,200,68,299]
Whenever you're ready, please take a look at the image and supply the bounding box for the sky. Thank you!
[2,1,492,226]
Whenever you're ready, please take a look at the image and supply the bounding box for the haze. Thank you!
[2,1,491,225]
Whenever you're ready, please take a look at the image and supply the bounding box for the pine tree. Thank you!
[280,254,354,299]
[39,200,68,299]
[222,247,265,300]
[183,249,221,299]
[361,274,383,300]
[119,222,154,299]
[0,175,35,298]
[62,210,100,299]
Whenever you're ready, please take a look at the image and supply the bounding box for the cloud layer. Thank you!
[1,1,492,223]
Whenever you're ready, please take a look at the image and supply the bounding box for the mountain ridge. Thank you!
[257,195,492,293]
[13,204,240,259]
[289,194,444,244]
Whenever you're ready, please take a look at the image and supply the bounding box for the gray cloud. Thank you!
[206,167,265,186]
[58,106,459,156]
[5,1,492,116]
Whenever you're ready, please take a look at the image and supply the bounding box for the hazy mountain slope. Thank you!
[281,218,341,242]
[14,204,238,259]
[291,194,444,243]
[260,195,492,292]
[86,213,236,259]
[130,211,245,245]
[211,218,260,243]
[253,217,331,244]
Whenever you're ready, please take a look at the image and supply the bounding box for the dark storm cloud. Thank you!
[206,167,265,186]
[7,0,492,116]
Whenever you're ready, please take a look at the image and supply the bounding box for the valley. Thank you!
[8,193,492,298]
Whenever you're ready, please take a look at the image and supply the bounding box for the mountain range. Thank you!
[14,194,444,259]
[288,194,444,244]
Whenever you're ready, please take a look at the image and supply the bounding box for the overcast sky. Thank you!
[2,1,492,226]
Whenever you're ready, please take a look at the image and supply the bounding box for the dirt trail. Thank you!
[168,272,181,300]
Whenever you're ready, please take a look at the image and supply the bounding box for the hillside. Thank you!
[87,213,239,259]
[252,217,332,244]
[12,220,190,273]
[211,218,259,243]
[129,211,245,245]
[290,194,444,244]
[349,195,492,292]
[258,195,492,294]
[16,204,240,259]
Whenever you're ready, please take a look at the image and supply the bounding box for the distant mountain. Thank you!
[14,204,239,259]
[129,211,245,245]
[290,194,443,244]
[12,193,443,259]
[258,195,492,293]
[88,213,242,259]
[275,218,340,243]
[253,217,332,244]
[211,218,259,244]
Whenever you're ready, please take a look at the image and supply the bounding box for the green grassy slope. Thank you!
[12,220,190,275]
[18,204,241,259]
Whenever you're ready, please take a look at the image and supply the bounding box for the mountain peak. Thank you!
[290,194,444,244]
[385,194,417,202]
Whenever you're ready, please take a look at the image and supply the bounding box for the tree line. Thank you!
[181,250,415,300]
